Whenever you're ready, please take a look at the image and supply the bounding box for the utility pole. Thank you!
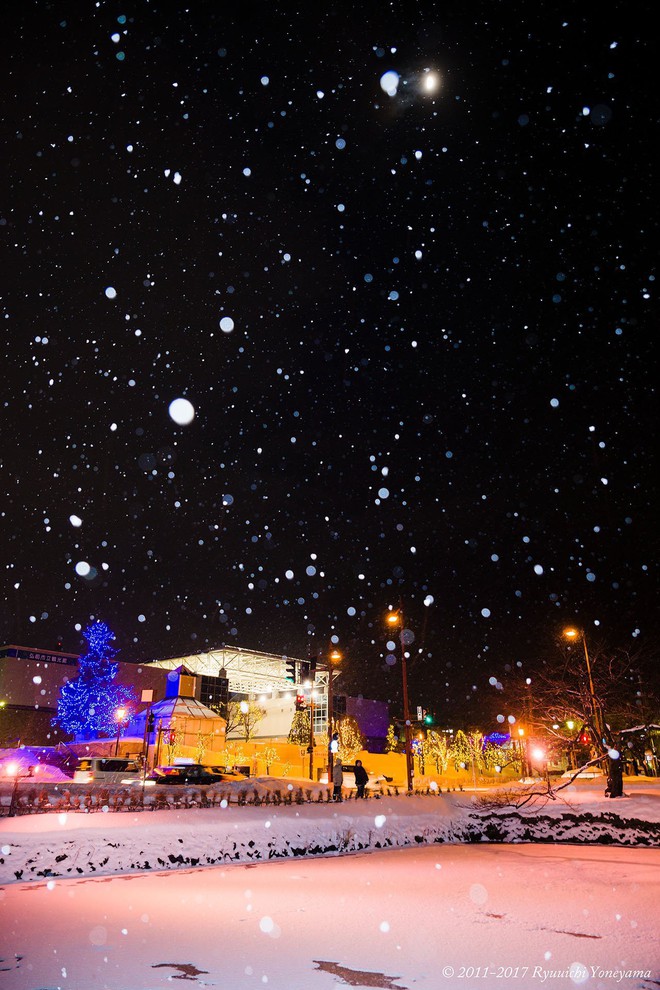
[326,650,342,781]
[308,692,315,780]
[386,608,414,792]
[563,626,622,798]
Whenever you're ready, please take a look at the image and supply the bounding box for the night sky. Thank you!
[2,3,657,723]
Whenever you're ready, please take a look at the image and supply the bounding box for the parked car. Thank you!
[73,757,142,784]
[148,764,221,785]
[202,766,248,782]
[319,765,391,790]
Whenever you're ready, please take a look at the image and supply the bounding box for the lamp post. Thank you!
[326,650,342,781]
[517,726,529,778]
[306,683,316,781]
[386,609,414,792]
[7,763,35,818]
[566,719,576,770]
[562,628,605,744]
[563,626,622,797]
[114,706,126,756]
[140,689,154,772]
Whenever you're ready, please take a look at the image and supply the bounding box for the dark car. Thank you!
[148,764,219,785]
[202,766,248,782]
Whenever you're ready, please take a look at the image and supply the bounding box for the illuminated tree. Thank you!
[52,622,135,739]
[423,730,449,773]
[449,730,471,770]
[335,716,364,762]
[239,700,266,742]
[262,746,279,774]
[195,731,213,764]
[468,732,486,771]
[385,723,399,753]
[225,743,247,768]
[288,710,310,746]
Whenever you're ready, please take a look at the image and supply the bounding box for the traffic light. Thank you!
[309,658,317,680]
[295,694,306,711]
[423,712,434,726]
[299,661,310,681]
[285,658,297,683]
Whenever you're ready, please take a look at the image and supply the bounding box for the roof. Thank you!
[141,695,225,723]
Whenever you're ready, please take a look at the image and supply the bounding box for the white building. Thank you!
[146,646,331,740]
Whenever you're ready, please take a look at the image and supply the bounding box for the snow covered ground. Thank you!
[1,778,659,990]
[1,776,659,884]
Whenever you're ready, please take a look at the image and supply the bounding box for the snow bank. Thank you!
[1,778,658,886]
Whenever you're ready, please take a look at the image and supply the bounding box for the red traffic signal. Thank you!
[295,694,306,711]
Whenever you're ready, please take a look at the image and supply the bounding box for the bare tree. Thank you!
[505,638,659,798]
[239,700,267,742]
[210,698,242,736]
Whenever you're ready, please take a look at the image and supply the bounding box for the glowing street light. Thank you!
[562,627,605,744]
[562,625,624,797]
[7,763,36,817]
[114,706,127,756]
[386,609,414,792]
[516,726,530,778]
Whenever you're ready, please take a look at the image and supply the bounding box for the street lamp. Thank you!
[531,746,549,785]
[114,706,127,756]
[304,678,317,781]
[326,650,342,781]
[7,763,36,817]
[562,627,605,745]
[386,609,414,792]
[563,625,623,797]
[517,726,529,778]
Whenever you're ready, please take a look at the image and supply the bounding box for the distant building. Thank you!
[0,644,167,746]
[146,646,389,749]
[0,642,389,752]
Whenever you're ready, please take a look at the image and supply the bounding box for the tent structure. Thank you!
[128,667,227,762]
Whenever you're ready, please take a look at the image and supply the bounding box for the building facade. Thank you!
[1,642,389,751]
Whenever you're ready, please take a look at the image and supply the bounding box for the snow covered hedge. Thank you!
[1,801,658,885]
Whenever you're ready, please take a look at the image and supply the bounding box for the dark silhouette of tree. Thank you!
[504,636,659,797]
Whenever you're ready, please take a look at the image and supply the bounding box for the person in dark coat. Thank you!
[354,759,369,798]
[332,761,344,801]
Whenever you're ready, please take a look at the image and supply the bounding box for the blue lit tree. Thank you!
[53,622,135,739]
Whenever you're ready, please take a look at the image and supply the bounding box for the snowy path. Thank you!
[1,844,658,990]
